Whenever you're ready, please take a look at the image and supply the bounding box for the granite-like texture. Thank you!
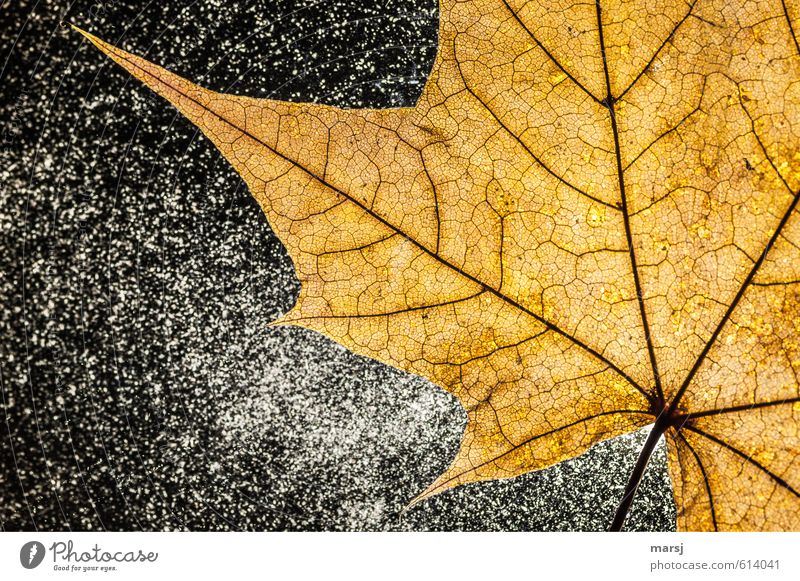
[1,0,676,531]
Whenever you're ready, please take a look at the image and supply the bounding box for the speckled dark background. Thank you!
[1,0,676,531]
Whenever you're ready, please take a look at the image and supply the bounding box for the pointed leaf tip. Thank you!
[69,23,105,49]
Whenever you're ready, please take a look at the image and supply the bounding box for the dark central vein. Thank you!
[106,47,656,405]
[595,0,664,406]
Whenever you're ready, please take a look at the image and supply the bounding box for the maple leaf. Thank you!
[72,0,800,531]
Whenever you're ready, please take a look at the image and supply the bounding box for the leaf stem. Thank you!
[609,413,670,531]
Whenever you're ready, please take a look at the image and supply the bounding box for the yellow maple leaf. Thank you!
[73,0,800,531]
